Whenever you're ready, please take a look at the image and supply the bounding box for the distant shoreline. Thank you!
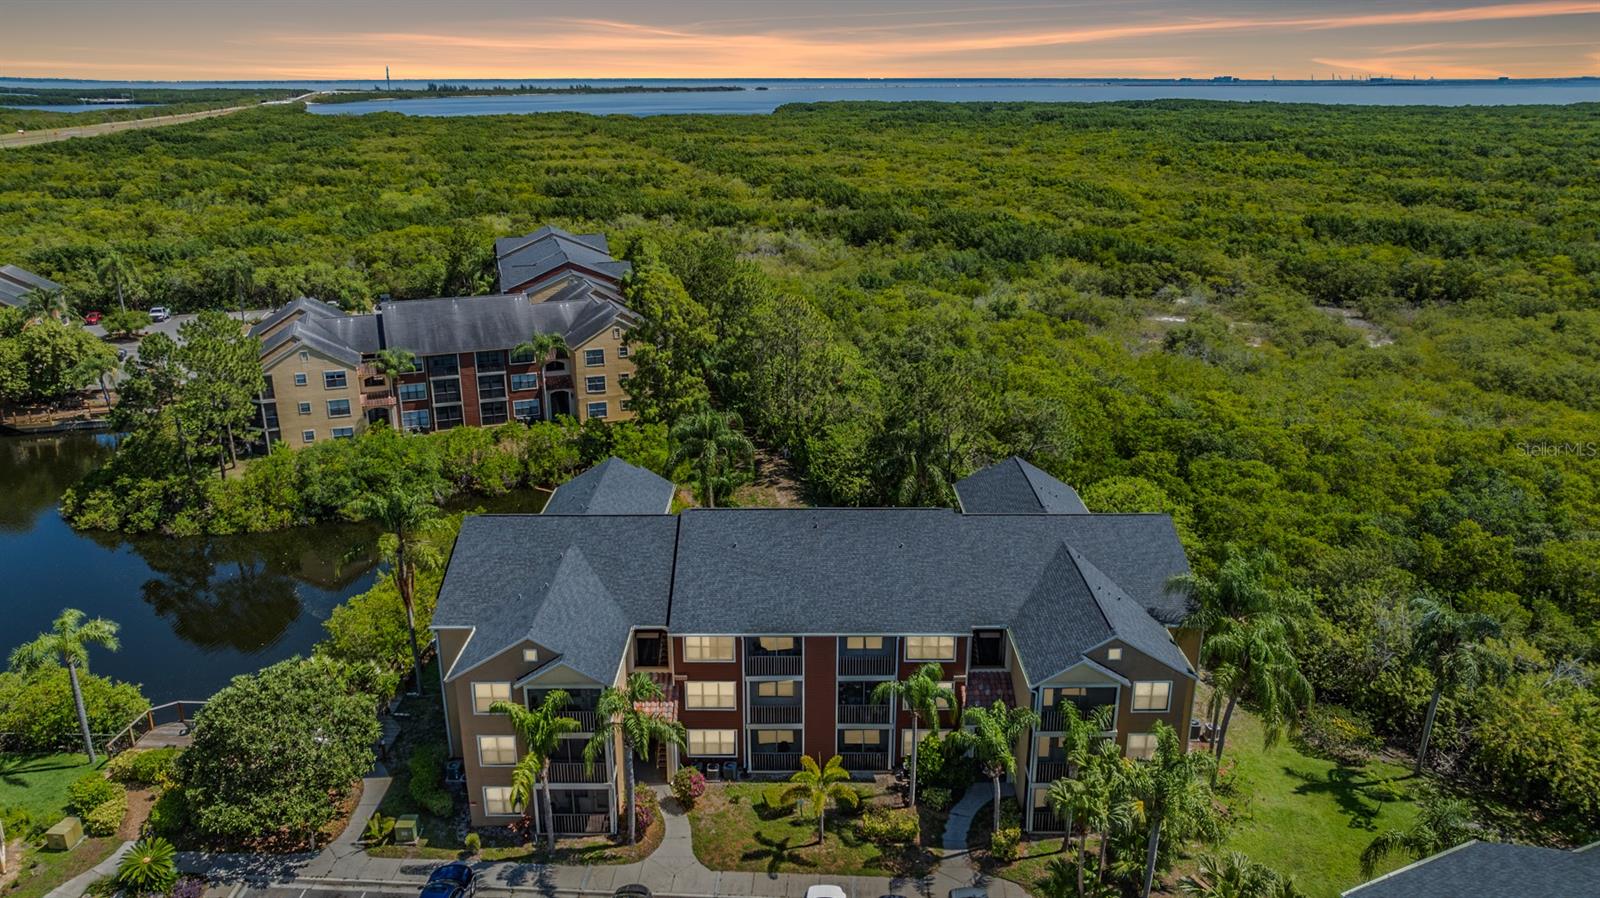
[4,75,1598,89]
[309,83,744,105]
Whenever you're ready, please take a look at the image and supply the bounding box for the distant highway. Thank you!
[0,93,320,148]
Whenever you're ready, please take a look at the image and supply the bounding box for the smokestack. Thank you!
[386,66,391,90]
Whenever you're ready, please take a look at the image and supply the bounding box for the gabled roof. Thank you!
[1342,840,1600,898]
[495,226,632,293]
[0,265,63,308]
[545,458,674,515]
[248,296,347,338]
[434,515,678,684]
[376,294,624,357]
[955,457,1090,515]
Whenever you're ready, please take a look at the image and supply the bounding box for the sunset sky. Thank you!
[6,0,1599,81]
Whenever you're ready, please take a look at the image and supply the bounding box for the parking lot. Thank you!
[230,887,413,898]
[87,308,267,375]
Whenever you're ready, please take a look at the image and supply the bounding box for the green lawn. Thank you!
[0,753,101,823]
[1,836,120,898]
[1219,708,1422,898]
[689,782,935,878]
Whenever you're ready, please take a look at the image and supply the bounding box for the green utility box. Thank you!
[393,814,420,845]
[45,817,83,851]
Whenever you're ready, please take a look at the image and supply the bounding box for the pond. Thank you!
[0,432,542,702]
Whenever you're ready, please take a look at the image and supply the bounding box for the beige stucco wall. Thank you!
[261,343,360,446]
[571,325,637,423]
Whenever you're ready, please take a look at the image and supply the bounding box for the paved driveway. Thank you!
[89,309,268,377]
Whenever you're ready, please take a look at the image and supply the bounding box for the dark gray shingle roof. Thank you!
[955,457,1090,515]
[377,295,622,357]
[0,265,63,308]
[545,458,675,515]
[1342,840,1600,898]
[495,227,631,293]
[434,515,678,683]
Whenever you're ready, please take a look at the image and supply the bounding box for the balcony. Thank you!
[749,705,802,725]
[1035,760,1069,782]
[566,710,598,732]
[746,655,803,677]
[840,752,888,772]
[552,813,609,835]
[1032,808,1066,833]
[361,393,396,409]
[836,704,891,725]
[749,753,802,773]
[839,655,896,677]
[549,761,608,784]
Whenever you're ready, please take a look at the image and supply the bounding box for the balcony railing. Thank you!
[746,655,803,677]
[1035,760,1069,783]
[748,705,802,725]
[549,762,608,784]
[361,393,396,409]
[551,812,609,835]
[839,655,896,677]
[566,710,598,732]
[1039,708,1065,731]
[840,751,888,771]
[836,704,891,725]
[1032,809,1066,833]
[749,752,802,773]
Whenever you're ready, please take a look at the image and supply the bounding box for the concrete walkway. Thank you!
[43,840,133,898]
[177,780,1032,898]
[941,784,996,856]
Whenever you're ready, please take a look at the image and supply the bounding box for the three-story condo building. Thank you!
[433,456,1200,834]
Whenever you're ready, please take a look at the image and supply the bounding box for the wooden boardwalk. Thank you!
[133,721,195,750]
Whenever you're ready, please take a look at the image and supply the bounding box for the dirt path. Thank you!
[1,94,316,148]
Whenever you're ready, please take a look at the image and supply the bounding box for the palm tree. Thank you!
[1179,852,1305,898]
[1082,738,1132,891]
[583,672,685,845]
[369,348,416,428]
[1039,857,1078,898]
[513,332,567,421]
[349,484,439,695]
[1125,723,1216,898]
[669,406,754,508]
[1174,549,1313,760]
[774,754,860,844]
[871,662,954,807]
[1409,596,1503,774]
[1360,795,1474,877]
[9,609,121,762]
[953,700,1040,832]
[96,249,139,312]
[21,287,69,326]
[1045,703,1113,896]
[492,691,580,850]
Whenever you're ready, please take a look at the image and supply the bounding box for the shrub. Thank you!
[68,773,122,816]
[464,832,482,854]
[362,813,394,845]
[408,744,454,818]
[145,788,190,837]
[670,767,706,808]
[172,876,207,898]
[1299,705,1382,765]
[1,805,42,842]
[919,786,953,812]
[916,733,975,793]
[857,806,919,845]
[0,669,148,753]
[635,786,659,833]
[84,792,128,836]
[990,826,1021,863]
[107,748,181,787]
[1363,778,1410,803]
[117,836,178,895]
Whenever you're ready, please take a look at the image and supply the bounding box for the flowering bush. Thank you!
[990,826,1021,863]
[670,767,706,808]
[634,786,659,833]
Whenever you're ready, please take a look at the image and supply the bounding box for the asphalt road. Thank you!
[89,309,268,377]
[232,887,412,898]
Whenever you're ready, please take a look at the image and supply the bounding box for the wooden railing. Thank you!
[840,751,888,771]
[748,752,801,773]
[836,704,891,724]
[551,813,609,834]
[839,655,896,677]
[746,655,802,677]
[748,705,802,725]
[549,762,607,784]
[104,700,208,757]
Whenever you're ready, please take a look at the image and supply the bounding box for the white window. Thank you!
[472,681,512,714]
[1126,732,1158,761]
[294,372,308,386]
[299,351,309,362]
[1131,681,1171,712]
[323,370,347,390]
[758,636,796,652]
[522,648,539,663]
[297,401,311,415]
[846,636,884,651]
[683,636,735,661]
[513,399,542,421]
[842,729,883,747]
[482,786,516,816]
[586,401,608,419]
[301,429,316,444]
[1107,647,1123,662]
[687,729,736,757]
[906,636,955,661]
[478,735,518,766]
[757,680,797,698]
[326,399,351,418]
[585,375,606,394]
[510,373,539,392]
[399,382,428,402]
[332,427,355,439]
[612,327,621,340]
[585,348,605,366]
[684,681,736,709]
[618,344,629,359]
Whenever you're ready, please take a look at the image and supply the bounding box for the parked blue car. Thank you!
[421,863,476,898]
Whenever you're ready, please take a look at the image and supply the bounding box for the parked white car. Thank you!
[148,306,171,322]
[805,886,848,898]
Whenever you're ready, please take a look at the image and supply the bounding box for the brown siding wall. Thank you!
[449,647,535,827]
[1172,627,1203,669]
[459,351,482,427]
[802,637,836,762]
[673,636,745,761]
[895,636,967,732]
[1098,639,1194,751]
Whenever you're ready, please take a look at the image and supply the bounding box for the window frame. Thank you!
[584,348,605,367]
[472,681,512,715]
[1131,680,1172,713]
[510,372,539,392]
[683,636,735,662]
[756,680,797,698]
[326,398,352,418]
[1125,732,1158,761]
[683,681,737,710]
[1106,647,1123,662]
[585,401,608,419]
[905,635,956,662]
[513,398,542,421]
[331,426,355,439]
[845,636,884,651]
[293,372,308,387]
[297,401,311,415]
[482,785,517,817]
[477,734,518,767]
[322,370,348,390]
[687,728,737,757]
[301,429,316,444]
[398,382,428,402]
[585,375,607,394]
